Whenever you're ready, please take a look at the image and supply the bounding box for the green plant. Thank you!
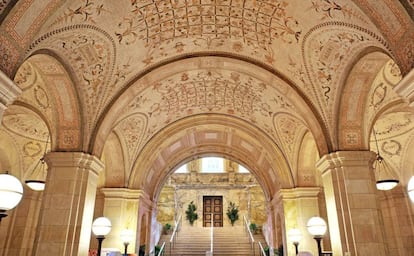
[264,246,270,256]
[264,245,283,256]
[164,223,172,234]
[154,245,161,255]
[185,201,198,225]
[226,201,239,226]
[249,222,258,234]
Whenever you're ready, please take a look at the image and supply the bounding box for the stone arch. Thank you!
[302,22,392,150]
[129,114,291,203]
[100,131,126,188]
[13,53,82,151]
[92,56,328,159]
[297,131,321,187]
[0,104,49,180]
[26,25,117,150]
[338,51,395,150]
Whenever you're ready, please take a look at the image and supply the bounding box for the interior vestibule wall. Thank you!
[379,186,414,256]
[176,186,252,228]
[157,173,267,229]
[0,189,42,256]
[273,187,326,256]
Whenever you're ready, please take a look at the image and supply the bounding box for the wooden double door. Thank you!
[203,196,223,227]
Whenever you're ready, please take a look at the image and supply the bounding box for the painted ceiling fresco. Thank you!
[0,0,414,192]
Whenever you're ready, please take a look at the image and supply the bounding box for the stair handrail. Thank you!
[170,214,182,243]
[209,213,214,255]
[243,215,255,255]
[169,214,182,255]
[157,241,166,256]
[258,241,267,256]
[243,215,255,243]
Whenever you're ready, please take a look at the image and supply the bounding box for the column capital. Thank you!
[0,70,21,107]
[277,187,321,200]
[44,151,104,176]
[394,68,414,106]
[316,150,376,174]
[101,187,154,211]
[101,188,147,199]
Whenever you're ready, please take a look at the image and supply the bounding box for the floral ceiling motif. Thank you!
[4,0,410,162]
[21,0,390,152]
[303,22,388,135]
[114,68,301,163]
[115,0,301,46]
[29,25,116,137]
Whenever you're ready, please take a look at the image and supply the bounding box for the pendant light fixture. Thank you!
[372,129,399,191]
[0,172,24,222]
[25,136,49,191]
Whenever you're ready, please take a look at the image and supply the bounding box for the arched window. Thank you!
[201,157,224,173]
[175,164,188,173]
[238,164,250,173]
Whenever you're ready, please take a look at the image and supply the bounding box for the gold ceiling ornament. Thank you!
[372,129,399,191]
[25,135,49,191]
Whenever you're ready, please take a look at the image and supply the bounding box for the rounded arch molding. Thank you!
[92,55,329,158]
[13,53,83,151]
[128,114,294,202]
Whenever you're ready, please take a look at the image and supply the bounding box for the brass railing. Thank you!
[243,215,255,255]
[169,214,182,255]
[258,241,267,256]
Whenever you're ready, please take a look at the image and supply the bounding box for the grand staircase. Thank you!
[158,226,268,256]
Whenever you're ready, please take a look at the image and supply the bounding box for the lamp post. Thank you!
[306,216,327,256]
[25,135,49,191]
[120,229,134,256]
[0,173,24,223]
[92,217,112,256]
[288,228,302,255]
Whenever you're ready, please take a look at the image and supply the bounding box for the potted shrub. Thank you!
[185,201,198,225]
[249,222,258,234]
[226,201,239,226]
[164,223,172,234]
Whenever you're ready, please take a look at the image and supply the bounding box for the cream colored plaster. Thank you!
[100,188,143,254]
[0,69,21,121]
[33,152,103,256]
[317,151,386,256]
[277,187,323,256]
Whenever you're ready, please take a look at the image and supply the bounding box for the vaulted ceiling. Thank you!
[0,0,413,200]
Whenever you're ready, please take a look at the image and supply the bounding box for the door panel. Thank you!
[203,196,223,227]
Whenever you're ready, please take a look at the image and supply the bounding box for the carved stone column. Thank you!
[394,68,414,106]
[0,70,21,120]
[1,189,42,255]
[275,187,322,256]
[33,152,103,256]
[100,188,148,254]
[317,151,386,256]
[379,186,414,255]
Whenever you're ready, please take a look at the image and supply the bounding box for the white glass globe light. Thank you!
[288,228,302,243]
[408,176,414,202]
[0,173,24,211]
[306,216,327,237]
[92,217,112,236]
[120,229,135,244]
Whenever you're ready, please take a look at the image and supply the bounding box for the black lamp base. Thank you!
[0,209,7,223]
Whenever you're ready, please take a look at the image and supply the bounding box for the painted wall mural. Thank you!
[303,22,388,137]
[115,0,301,46]
[28,25,116,140]
[113,68,302,164]
[17,0,394,152]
